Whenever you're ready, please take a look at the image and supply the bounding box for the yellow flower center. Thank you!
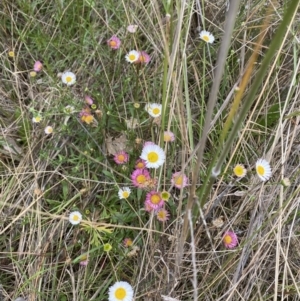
[152,108,160,115]
[117,154,125,162]
[109,40,117,47]
[234,165,245,177]
[140,55,146,62]
[223,235,232,244]
[81,115,94,124]
[122,191,129,198]
[115,287,126,299]
[150,194,161,204]
[35,116,42,122]
[66,76,72,83]
[147,151,158,163]
[256,165,265,176]
[202,35,209,42]
[136,162,144,168]
[73,215,79,221]
[157,211,166,219]
[175,175,183,186]
[129,54,136,61]
[136,174,146,184]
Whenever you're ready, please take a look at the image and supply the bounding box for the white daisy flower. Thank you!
[145,103,162,118]
[199,30,215,44]
[32,115,42,123]
[61,71,76,86]
[255,158,272,181]
[108,281,134,301]
[44,126,53,135]
[125,50,140,63]
[64,105,75,114]
[69,211,82,225]
[233,164,247,178]
[140,144,165,169]
[118,187,131,199]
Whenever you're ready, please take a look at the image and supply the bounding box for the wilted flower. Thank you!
[171,172,188,189]
[161,191,170,201]
[233,164,247,178]
[85,95,94,105]
[33,61,43,72]
[135,159,147,169]
[103,243,112,252]
[138,51,151,64]
[156,208,170,222]
[127,25,138,33]
[44,126,53,135]
[123,238,133,247]
[164,131,175,142]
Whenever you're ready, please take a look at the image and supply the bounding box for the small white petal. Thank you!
[255,158,272,181]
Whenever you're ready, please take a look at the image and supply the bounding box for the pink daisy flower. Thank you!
[145,191,164,210]
[114,151,129,165]
[164,131,175,142]
[138,51,151,64]
[33,61,43,72]
[135,159,147,169]
[223,231,238,249]
[107,35,121,50]
[171,172,189,189]
[144,200,154,212]
[131,169,151,188]
[156,208,170,222]
[123,238,133,247]
[85,95,94,105]
[143,141,155,147]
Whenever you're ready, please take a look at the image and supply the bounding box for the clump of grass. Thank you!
[1,0,300,300]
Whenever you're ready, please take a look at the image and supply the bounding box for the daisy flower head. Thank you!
[114,151,129,165]
[131,168,151,188]
[145,191,164,210]
[255,158,272,181]
[107,35,121,50]
[118,187,131,199]
[108,281,134,301]
[30,71,37,77]
[69,211,82,225]
[223,231,238,249]
[145,103,162,118]
[32,115,42,123]
[123,238,133,247]
[144,200,154,212]
[61,71,76,86]
[127,24,138,33]
[140,143,165,169]
[85,95,94,105]
[199,30,215,44]
[135,159,147,169]
[138,51,151,64]
[64,105,75,114]
[125,50,140,63]
[161,191,170,201]
[233,164,247,178]
[156,208,170,222]
[171,172,188,189]
[33,61,43,72]
[44,126,53,135]
[164,131,175,142]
